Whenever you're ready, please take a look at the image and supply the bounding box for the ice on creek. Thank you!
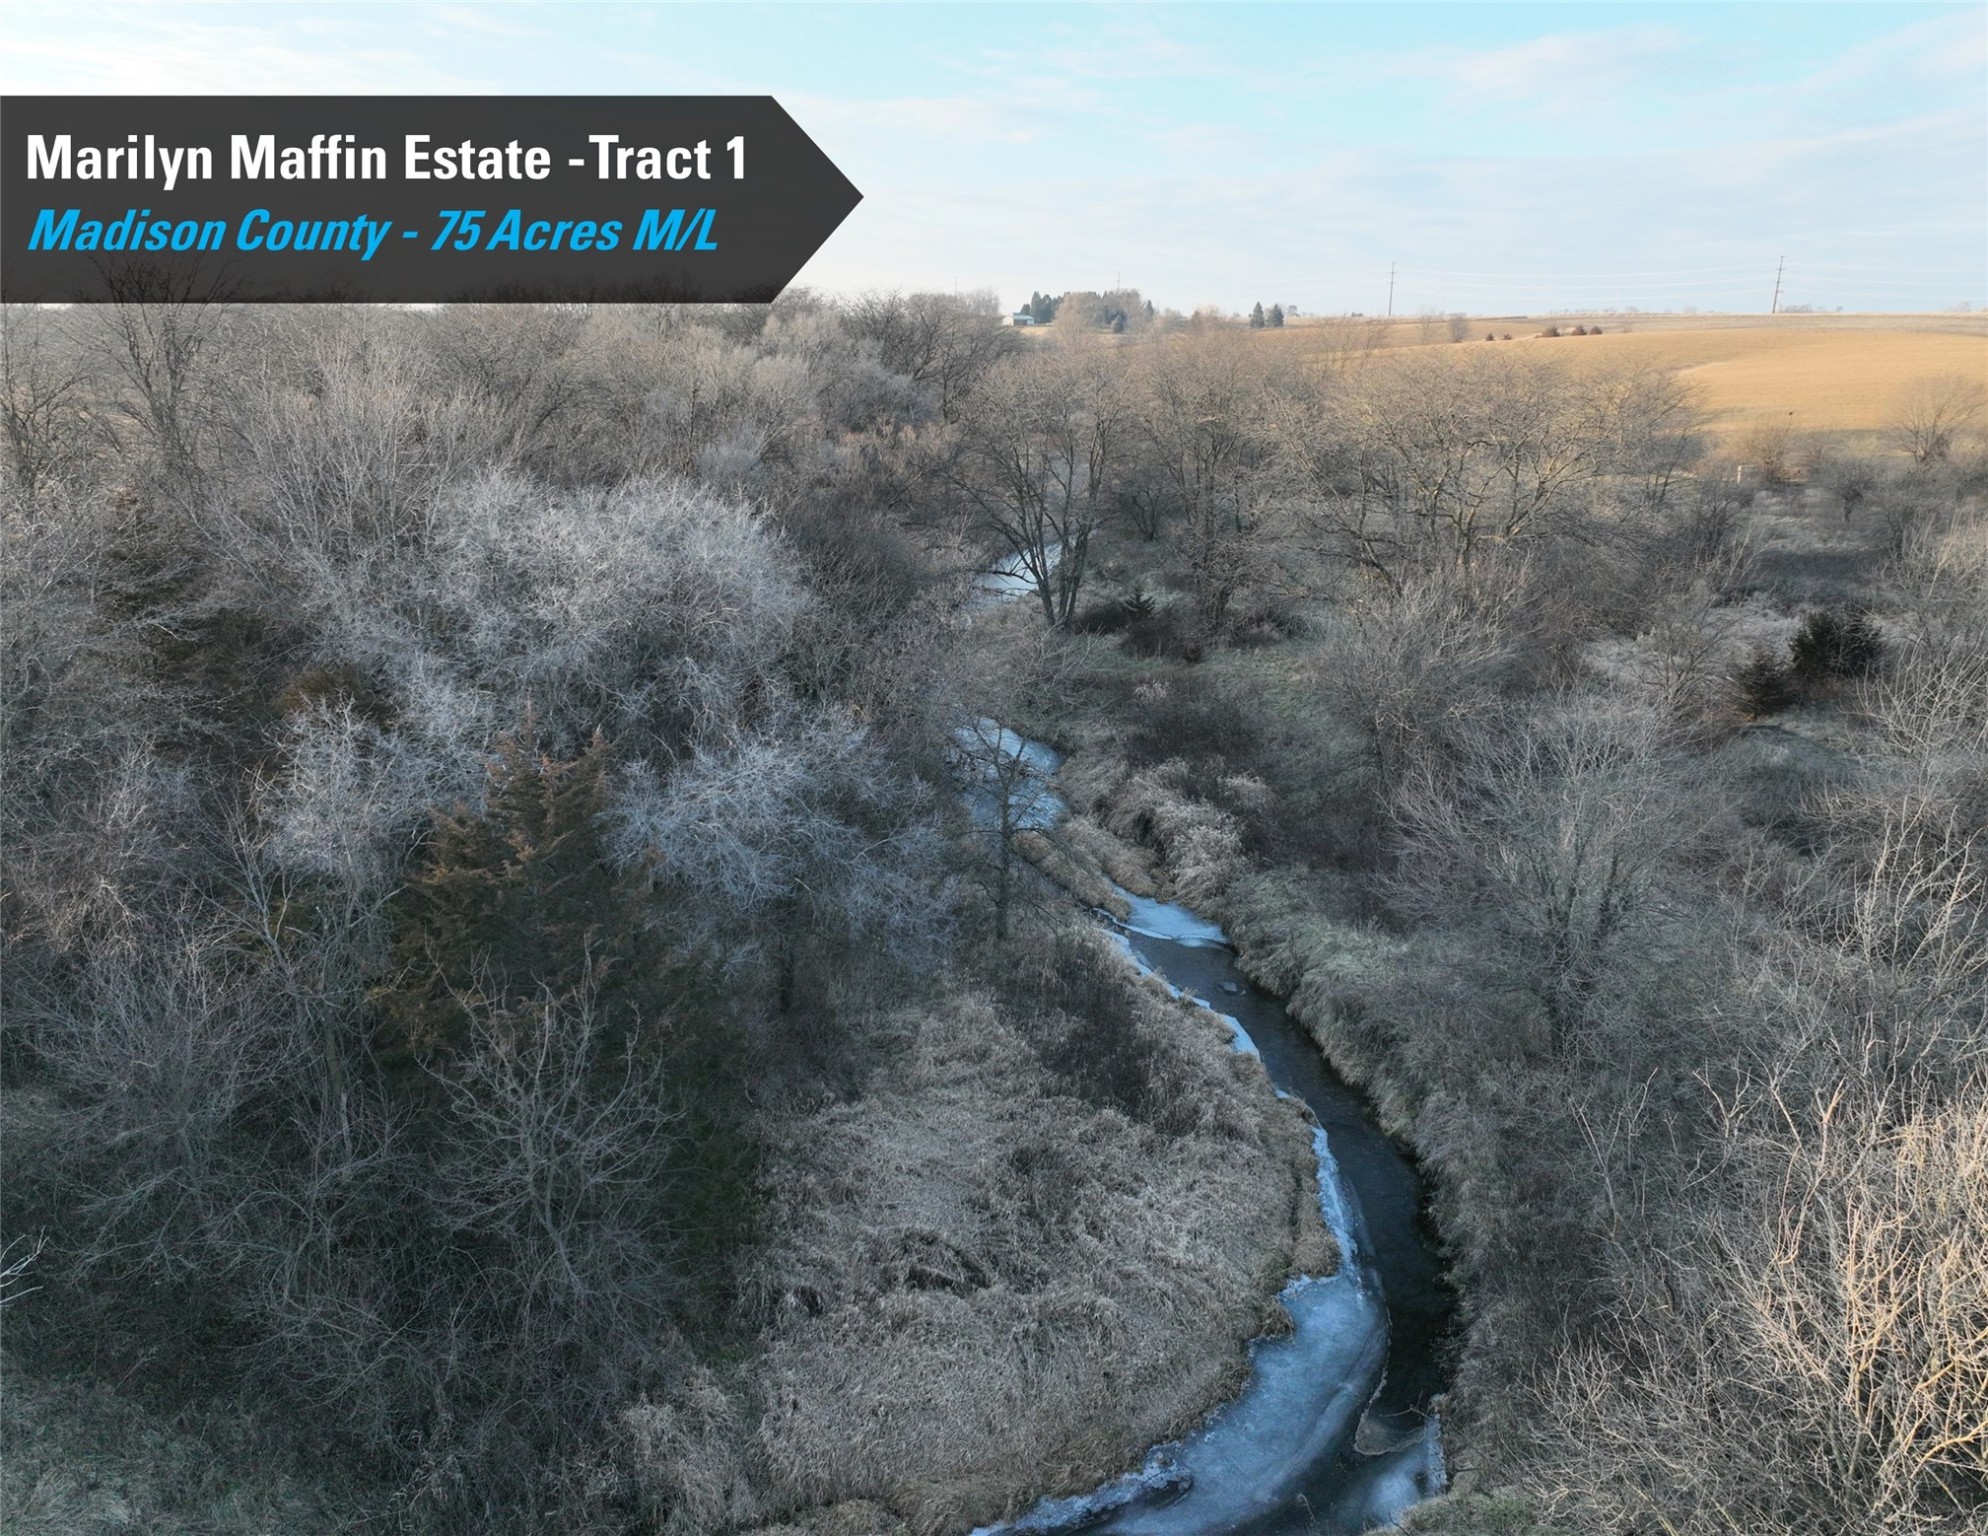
[952,719,1066,832]
[980,1114,1393,1536]
[970,543,1062,608]
[1332,1417,1447,1530]
[966,725,1445,1534]
[1106,930,1258,1059]
[1114,889,1230,948]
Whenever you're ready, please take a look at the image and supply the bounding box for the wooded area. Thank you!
[3,292,1982,1535]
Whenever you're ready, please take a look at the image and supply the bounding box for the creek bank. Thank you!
[1167,866,1486,1515]
[980,745,1455,1534]
[733,933,1334,1536]
[1216,869,1425,1140]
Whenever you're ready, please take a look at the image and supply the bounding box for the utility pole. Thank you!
[1387,262,1395,318]
[1770,256,1784,315]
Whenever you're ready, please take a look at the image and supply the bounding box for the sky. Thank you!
[5,1,1983,315]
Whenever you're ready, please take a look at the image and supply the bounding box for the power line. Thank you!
[1404,263,1759,279]
[1378,262,1981,287]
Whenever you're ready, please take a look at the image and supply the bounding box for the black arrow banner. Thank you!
[2,96,862,303]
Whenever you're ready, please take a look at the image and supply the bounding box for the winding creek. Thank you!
[961,726,1456,1534]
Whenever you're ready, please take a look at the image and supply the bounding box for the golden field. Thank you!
[1277,313,1988,447]
[1025,312,1988,449]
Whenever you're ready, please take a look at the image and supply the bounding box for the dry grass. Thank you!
[0,1361,352,1535]
[657,941,1328,1535]
[1060,753,1252,909]
[1544,326,1988,444]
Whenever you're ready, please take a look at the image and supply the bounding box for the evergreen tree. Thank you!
[1249,302,1266,329]
[1731,646,1798,720]
[1268,303,1285,328]
[376,722,758,1284]
[377,725,690,1068]
[1790,607,1883,681]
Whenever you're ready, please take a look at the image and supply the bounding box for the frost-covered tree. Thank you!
[606,707,954,993]
[314,472,806,767]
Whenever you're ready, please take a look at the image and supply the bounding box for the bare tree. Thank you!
[1131,330,1282,631]
[948,716,1061,942]
[81,263,235,488]
[605,706,955,987]
[1296,352,1699,590]
[428,984,684,1316]
[1328,576,1520,790]
[843,290,1019,420]
[947,340,1126,625]
[1887,373,1988,465]
[1,306,109,495]
[1390,694,1697,1053]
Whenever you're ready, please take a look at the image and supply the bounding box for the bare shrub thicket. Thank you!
[1326,575,1523,793]
[1121,337,1987,1531]
[1,301,985,1530]
[1290,352,1703,592]
[1,307,113,496]
[1377,490,1988,1532]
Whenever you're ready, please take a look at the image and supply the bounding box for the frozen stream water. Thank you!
[965,730,1454,1535]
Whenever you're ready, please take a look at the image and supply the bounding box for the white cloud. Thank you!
[1387,23,1699,115]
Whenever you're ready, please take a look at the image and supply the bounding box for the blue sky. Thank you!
[5,2,1982,314]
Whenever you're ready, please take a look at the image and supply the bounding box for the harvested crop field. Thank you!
[1503,324,1988,442]
[1264,314,1988,447]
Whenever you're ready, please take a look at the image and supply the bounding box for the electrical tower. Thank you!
[1387,262,1395,318]
[1770,256,1784,315]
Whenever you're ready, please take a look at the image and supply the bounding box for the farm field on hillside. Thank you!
[1026,314,1985,448]
[1260,315,1988,447]
[1504,324,1986,443]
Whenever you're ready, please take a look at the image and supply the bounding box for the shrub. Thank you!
[1068,587,1158,637]
[1886,373,1988,464]
[1789,607,1883,683]
[1121,673,1262,772]
[1738,420,1800,486]
[1119,606,1197,659]
[1732,645,1799,719]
